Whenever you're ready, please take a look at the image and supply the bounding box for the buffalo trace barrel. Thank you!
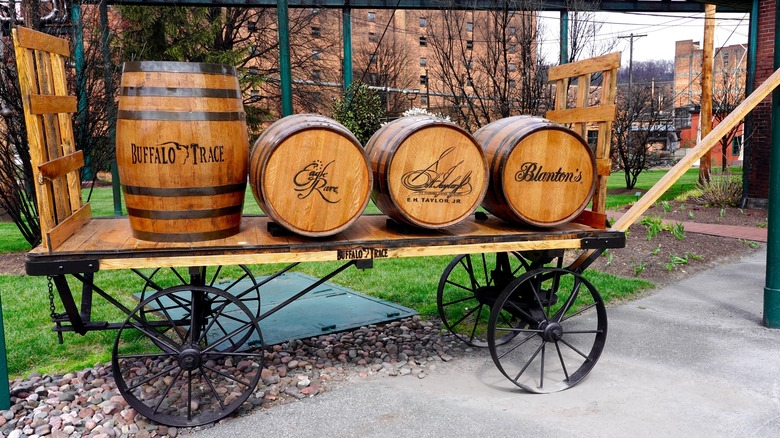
[116,61,249,242]
[249,114,372,237]
[366,116,488,229]
[474,116,596,227]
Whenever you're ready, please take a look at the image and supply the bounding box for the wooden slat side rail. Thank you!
[14,26,70,56]
[12,27,88,251]
[547,52,622,81]
[613,67,780,232]
[545,105,616,124]
[38,151,85,181]
[29,95,78,114]
[46,204,92,251]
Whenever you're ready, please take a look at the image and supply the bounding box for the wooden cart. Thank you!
[21,25,780,427]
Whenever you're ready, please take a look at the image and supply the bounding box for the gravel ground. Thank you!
[0,316,466,438]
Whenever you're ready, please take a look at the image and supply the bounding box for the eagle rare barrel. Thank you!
[474,116,596,227]
[366,116,488,229]
[116,61,249,242]
[249,114,372,237]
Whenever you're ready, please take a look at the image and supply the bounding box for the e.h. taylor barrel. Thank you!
[474,116,596,227]
[249,114,372,237]
[366,116,488,229]
[116,62,249,242]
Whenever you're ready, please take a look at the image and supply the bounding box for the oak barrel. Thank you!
[365,116,488,229]
[474,116,596,227]
[116,61,249,242]
[249,114,372,237]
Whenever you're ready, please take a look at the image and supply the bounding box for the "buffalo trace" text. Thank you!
[131,141,226,165]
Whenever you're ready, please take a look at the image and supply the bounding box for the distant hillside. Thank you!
[617,59,674,83]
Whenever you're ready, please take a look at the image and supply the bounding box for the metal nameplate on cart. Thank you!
[337,247,389,261]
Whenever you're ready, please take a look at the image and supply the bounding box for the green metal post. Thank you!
[72,2,91,180]
[560,9,569,65]
[764,2,780,328]
[98,0,122,216]
[0,293,10,410]
[277,0,293,116]
[342,5,353,89]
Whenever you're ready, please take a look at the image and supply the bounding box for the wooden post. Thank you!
[699,4,716,185]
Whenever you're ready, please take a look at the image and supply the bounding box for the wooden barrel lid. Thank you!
[367,116,488,229]
[250,114,372,237]
[475,116,596,227]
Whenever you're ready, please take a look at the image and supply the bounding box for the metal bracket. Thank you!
[581,235,625,250]
[26,258,100,276]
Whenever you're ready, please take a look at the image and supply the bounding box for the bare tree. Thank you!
[353,29,415,117]
[566,0,617,63]
[712,63,746,172]
[426,1,549,131]
[612,84,672,189]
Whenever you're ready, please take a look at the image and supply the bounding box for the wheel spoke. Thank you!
[559,337,591,361]
[480,254,490,287]
[153,297,187,344]
[539,343,546,389]
[153,367,183,415]
[513,340,544,383]
[561,302,598,323]
[201,363,253,387]
[555,341,570,382]
[467,305,485,342]
[448,304,483,332]
[187,370,193,421]
[200,367,227,411]
[497,332,539,360]
[126,362,179,392]
[203,322,255,354]
[555,277,583,322]
[442,293,477,307]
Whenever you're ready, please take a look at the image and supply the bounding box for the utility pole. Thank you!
[617,33,647,97]
[699,4,716,185]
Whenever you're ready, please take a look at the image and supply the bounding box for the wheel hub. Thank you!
[541,322,564,342]
[474,286,501,306]
[178,346,203,371]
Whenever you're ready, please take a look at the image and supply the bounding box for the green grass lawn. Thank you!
[3,168,705,378]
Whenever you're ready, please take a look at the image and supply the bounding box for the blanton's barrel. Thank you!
[474,116,596,227]
[116,62,249,242]
[366,116,488,229]
[249,114,372,237]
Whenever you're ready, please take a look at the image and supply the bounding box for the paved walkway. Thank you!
[194,248,779,438]
[606,210,768,242]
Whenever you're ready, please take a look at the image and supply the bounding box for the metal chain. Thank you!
[47,275,57,319]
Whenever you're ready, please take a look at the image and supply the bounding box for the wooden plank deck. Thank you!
[26,214,624,273]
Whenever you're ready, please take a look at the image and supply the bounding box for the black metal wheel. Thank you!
[136,265,260,352]
[487,267,607,393]
[437,252,531,347]
[113,285,263,427]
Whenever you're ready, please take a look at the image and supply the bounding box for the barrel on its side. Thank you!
[116,61,249,242]
[249,114,372,237]
[474,116,596,227]
[366,116,488,229]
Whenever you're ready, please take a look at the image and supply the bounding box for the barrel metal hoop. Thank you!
[131,226,241,242]
[122,182,246,197]
[121,87,242,99]
[126,204,243,220]
[123,61,237,76]
[117,110,246,122]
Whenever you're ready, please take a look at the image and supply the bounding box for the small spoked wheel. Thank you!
[136,265,260,352]
[113,285,263,427]
[487,267,607,393]
[437,252,531,347]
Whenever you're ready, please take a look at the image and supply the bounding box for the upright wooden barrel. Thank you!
[249,114,372,237]
[366,116,488,229]
[116,61,249,242]
[474,116,596,227]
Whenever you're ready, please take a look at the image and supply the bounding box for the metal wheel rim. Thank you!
[112,284,263,427]
[437,252,530,347]
[487,267,607,393]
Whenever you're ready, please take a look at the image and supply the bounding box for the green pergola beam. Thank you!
[764,2,780,328]
[277,0,294,116]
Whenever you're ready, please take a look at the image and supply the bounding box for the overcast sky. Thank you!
[537,11,750,64]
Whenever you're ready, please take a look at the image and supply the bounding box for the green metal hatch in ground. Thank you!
[139,272,417,347]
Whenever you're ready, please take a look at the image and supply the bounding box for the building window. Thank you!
[467,78,473,87]
[420,95,428,105]
[467,22,473,32]
[587,130,598,148]
[419,36,427,47]
[420,57,427,66]
[723,53,730,67]
[732,135,743,155]
[311,27,321,38]
[311,69,321,81]
[312,50,321,60]
[368,11,375,22]
[509,79,516,88]
[420,75,428,85]
[466,40,473,50]
[467,60,472,68]
[311,8,320,15]
[419,17,427,27]
[369,32,378,42]
[509,26,516,36]
[509,63,516,72]
[509,44,516,54]
[370,73,378,83]
[369,54,376,65]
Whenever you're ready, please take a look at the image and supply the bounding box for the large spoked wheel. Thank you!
[437,252,531,347]
[137,265,261,352]
[113,285,263,427]
[487,268,607,393]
